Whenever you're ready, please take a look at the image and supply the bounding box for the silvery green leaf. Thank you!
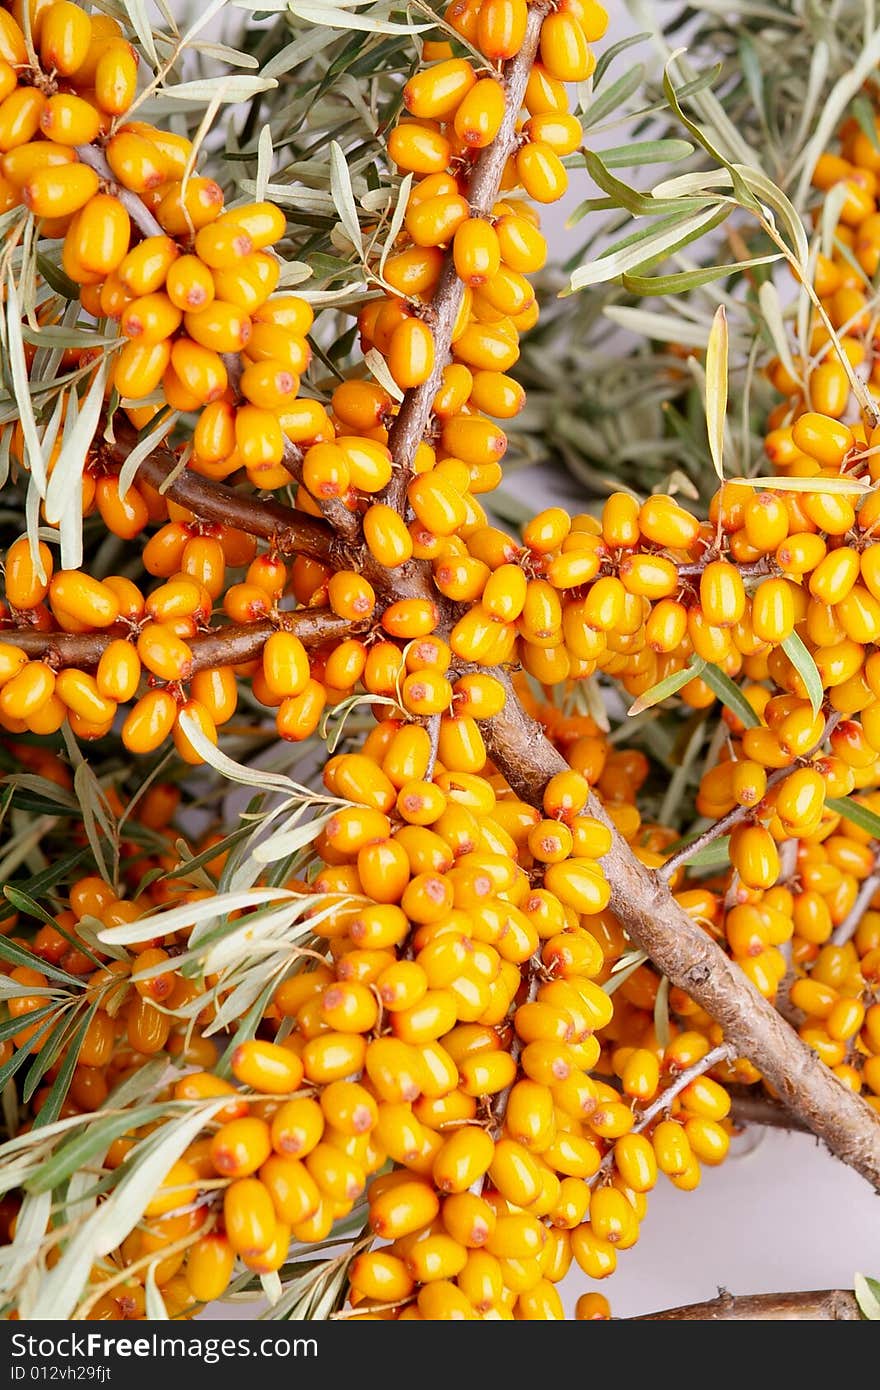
[0,1191,51,1297]
[144,1263,169,1320]
[364,347,404,402]
[44,359,107,562]
[261,1272,283,1306]
[290,1,431,33]
[329,141,364,260]
[380,172,412,278]
[253,809,334,864]
[99,888,297,945]
[569,205,726,290]
[164,76,278,102]
[28,1103,224,1319]
[758,280,800,387]
[262,29,337,78]
[116,409,179,500]
[175,711,311,792]
[121,0,159,64]
[782,631,824,718]
[256,124,274,203]
[5,277,45,495]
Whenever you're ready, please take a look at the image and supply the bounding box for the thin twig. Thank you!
[831,862,880,945]
[75,145,164,239]
[632,1289,860,1320]
[382,2,552,513]
[659,714,842,882]
[633,1043,736,1134]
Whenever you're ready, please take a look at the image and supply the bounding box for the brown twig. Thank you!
[0,612,360,672]
[133,443,342,566]
[75,145,164,239]
[479,669,880,1192]
[382,2,552,513]
[632,1289,860,1320]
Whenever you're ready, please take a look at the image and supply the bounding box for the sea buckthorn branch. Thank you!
[74,143,164,239]
[382,1,552,514]
[132,434,441,605]
[632,1289,861,1321]
[657,714,842,884]
[0,611,360,671]
[479,668,880,1191]
[133,440,341,568]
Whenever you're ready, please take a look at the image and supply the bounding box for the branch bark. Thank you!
[632,1289,860,1320]
[0,611,359,672]
[382,2,552,513]
[133,442,341,568]
[479,668,880,1193]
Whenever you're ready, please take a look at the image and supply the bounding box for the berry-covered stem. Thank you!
[75,144,164,239]
[657,716,841,884]
[633,1290,861,1321]
[383,2,552,514]
[1,611,359,671]
[630,1043,736,1134]
[479,666,880,1191]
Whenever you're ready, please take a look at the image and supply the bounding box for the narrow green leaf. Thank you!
[35,254,78,301]
[32,1000,100,1128]
[654,974,670,1047]
[704,304,728,480]
[628,658,706,716]
[622,253,781,296]
[781,631,823,717]
[597,138,694,168]
[826,798,880,841]
[0,925,85,987]
[329,141,364,260]
[581,64,645,130]
[700,664,761,728]
[590,33,649,89]
[854,1273,880,1320]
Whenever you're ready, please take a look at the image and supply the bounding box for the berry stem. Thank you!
[74,144,165,240]
[632,1289,861,1320]
[382,1,553,514]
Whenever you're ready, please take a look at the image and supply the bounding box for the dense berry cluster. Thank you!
[2,0,880,1326]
